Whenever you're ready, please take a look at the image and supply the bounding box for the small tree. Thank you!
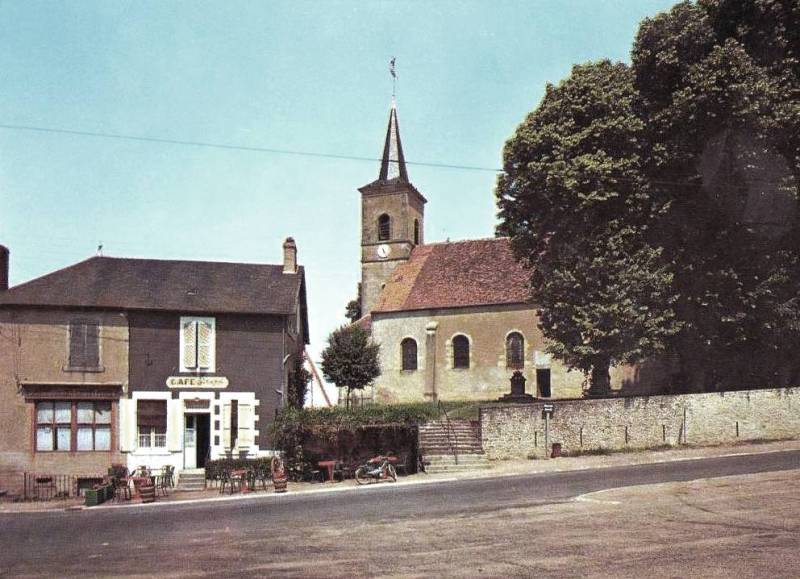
[320,325,380,406]
[345,283,362,323]
[286,356,312,409]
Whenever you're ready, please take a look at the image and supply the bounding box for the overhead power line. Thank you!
[0,122,501,174]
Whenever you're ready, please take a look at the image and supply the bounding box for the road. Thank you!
[2,449,799,578]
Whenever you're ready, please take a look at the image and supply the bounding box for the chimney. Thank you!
[282,237,297,274]
[0,245,8,291]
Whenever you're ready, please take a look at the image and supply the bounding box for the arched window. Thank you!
[378,214,391,241]
[413,219,420,245]
[506,332,524,369]
[452,335,470,369]
[401,338,417,371]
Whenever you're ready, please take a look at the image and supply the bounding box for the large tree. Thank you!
[320,325,380,405]
[497,60,680,395]
[632,0,800,389]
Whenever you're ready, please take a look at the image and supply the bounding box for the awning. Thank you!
[20,382,122,401]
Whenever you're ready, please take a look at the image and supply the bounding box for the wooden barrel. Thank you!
[139,484,156,503]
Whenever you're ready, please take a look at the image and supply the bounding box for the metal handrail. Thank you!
[436,400,458,465]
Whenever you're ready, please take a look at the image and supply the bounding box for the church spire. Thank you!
[378,98,409,182]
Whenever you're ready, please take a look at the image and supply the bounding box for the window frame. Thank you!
[34,400,112,453]
[179,316,216,373]
[401,337,418,371]
[136,399,168,449]
[65,318,102,371]
[505,332,525,369]
[377,213,391,241]
[452,334,470,369]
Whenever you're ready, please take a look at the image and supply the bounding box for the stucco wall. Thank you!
[480,387,800,459]
[0,309,127,493]
[371,304,630,403]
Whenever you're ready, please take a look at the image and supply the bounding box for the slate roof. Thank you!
[0,256,306,317]
[372,237,533,313]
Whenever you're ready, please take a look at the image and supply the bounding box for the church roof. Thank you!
[379,99,408,182]
[372,237,533,313]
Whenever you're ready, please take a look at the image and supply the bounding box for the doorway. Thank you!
[537,368,552,398]
[184,414,211,469]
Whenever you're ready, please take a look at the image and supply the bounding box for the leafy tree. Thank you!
[320,325,380,405]
[345,283,362,323]
[497,61,680,395]
[286,355,312,409]
[632,0,800,389]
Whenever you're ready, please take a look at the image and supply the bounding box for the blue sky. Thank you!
[0,0,677,387]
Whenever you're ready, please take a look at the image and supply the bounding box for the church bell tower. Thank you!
[359,98,426,316]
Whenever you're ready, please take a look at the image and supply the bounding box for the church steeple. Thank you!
[378,98,409,182]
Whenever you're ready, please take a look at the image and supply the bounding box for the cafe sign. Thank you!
[166,376,229,389]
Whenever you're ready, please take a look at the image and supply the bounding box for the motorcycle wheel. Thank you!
[354,466,370,485]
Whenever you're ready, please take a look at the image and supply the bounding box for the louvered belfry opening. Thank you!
[378,214,391,241]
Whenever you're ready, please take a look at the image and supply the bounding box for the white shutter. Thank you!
[182,320,197,370]
[238,404,254,448]
[222,403,231,449]
[118,399,137,452]
[167,399,183,451]
[197,320,212,370]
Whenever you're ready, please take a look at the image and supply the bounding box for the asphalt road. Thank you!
[2,449,799,578]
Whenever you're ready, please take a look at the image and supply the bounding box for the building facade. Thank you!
[0,239,308,494]
[357,104,631,403]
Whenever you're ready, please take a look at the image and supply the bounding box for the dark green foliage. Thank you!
[320,324,380,403]
[497,60,681,395]
[345,283,362,323]
[269,404,442,480]
[286,356,312,409]
[498,1,800,393]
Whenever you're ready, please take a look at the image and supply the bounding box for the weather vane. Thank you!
[390,57,397,97]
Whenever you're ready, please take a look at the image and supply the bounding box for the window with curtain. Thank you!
[137,399,167,448]
[35,401,111,451]
[506,332,525,369]
[401,338,418,371]
[452,335,470,369]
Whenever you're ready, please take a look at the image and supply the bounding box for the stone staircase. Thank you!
[176,468,206,492]
[418,420,490,473]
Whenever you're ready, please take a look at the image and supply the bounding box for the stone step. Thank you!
[176,469,206,491]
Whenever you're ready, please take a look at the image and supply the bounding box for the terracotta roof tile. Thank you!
[373,237,532,313]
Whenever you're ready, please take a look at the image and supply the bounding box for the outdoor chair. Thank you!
[111,475,131,502]
[251,465,272,491]
[219,469,243,494]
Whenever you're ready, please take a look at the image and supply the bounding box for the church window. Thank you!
[413,219,420,245]
[452,335,470,369]
[506,332,524,369]
[378,214,391,241]
[401,338,418,371]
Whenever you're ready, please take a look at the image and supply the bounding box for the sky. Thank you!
[0,0,678,401]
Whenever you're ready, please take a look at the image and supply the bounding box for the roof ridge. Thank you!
[420,236,510,247]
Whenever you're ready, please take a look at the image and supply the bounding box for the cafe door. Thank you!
[184,415,197,469]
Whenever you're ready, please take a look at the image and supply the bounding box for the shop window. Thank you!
[378,214,391,241]
[506,332,524,369]
[452,335,470,369]
[137,400,167,448]
[35,401,111,452]
[180,317,216,372]
[401,338,418,371]
[68,319,100,369]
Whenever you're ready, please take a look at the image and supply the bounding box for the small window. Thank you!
[401,338,418,371]
[452,335,470,369]
[180,317,216,372]
[137,400,167,448]
[506,332,524,369]
[378,214,391,241]
[68,319,100,368]
[413,219,420,245]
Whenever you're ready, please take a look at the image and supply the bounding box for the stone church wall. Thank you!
[371,304,630,403]
[480,387,800,459]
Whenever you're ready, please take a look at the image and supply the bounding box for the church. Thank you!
[354,100,635,403]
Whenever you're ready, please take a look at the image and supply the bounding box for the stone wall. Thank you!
[480,387,800,460]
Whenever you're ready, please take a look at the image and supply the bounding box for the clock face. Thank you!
[377,244,391,259]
